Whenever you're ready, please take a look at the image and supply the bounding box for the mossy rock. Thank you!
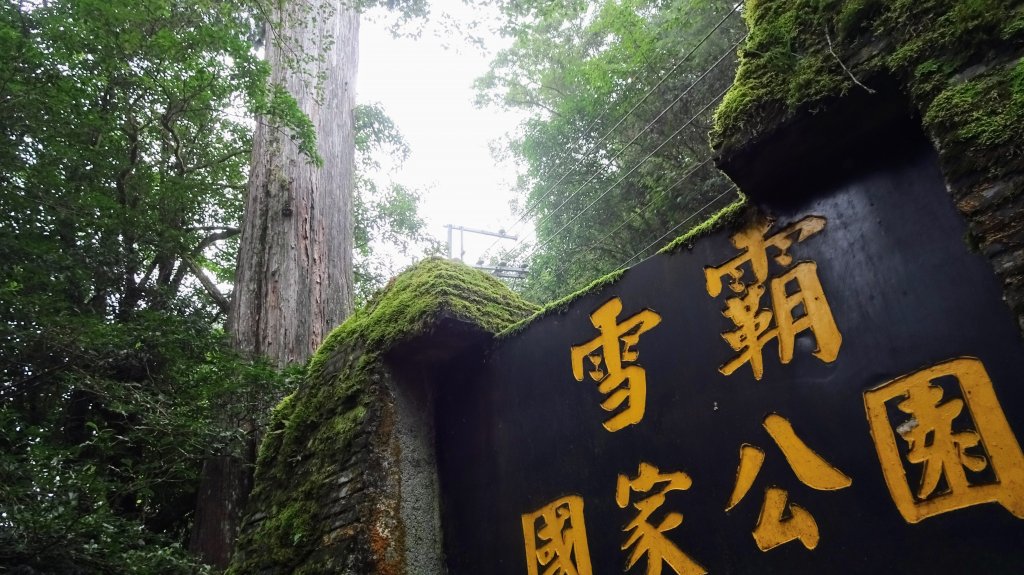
[228,258,538,574]
[712,0,1024,185]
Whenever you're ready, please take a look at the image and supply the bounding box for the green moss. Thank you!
[307,258,538,378]
[835,0,884,38]
[229,258,537,574]
[254,391,297,468]
[712,0,1022,176]
[659,196,750,254]
[711,0,854,149]
[911,59,955,102]
[922,59,1024,177]
[1003,5,1024,40]
[941,64,1023,180]
[499,268,627,338]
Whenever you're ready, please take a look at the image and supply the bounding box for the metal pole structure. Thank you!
[444,224,527,278]
[444,225,519,262]
[473,265,528,279]
[447,225,519,240]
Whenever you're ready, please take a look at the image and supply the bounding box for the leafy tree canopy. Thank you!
[0,0,420,571]
[353,102,441,305]
[477,0,746,302]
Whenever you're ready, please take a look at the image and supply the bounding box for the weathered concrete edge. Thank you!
[228,259,538,574]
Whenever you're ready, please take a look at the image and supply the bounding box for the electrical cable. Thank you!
[544,156,716,280]
[477,3,744,262]
[520,32,746,254]
[617,184,739,270]
[521,80,733,263]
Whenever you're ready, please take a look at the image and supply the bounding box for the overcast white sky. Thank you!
[357,7,529,266]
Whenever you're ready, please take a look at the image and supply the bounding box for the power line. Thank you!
[617,184,739,270]
[535,183,738,300]
[544,156,717,280]
[478,3,744,262]
[475,107,610,259]
[521,79,734,263]
[518,32,747,256]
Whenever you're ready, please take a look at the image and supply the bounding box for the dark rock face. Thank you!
[229,4,1024,571]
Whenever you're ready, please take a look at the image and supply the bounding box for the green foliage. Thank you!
[0,0,504,570]
[0,311,295,572]
[478,0,747,303]
[658,195,748,254]
[0,0,307,570]
[255,83,323,166]
[352,103,442,305]
[499,267,628,338]
[0,0,462,569]
[500,197,749,337]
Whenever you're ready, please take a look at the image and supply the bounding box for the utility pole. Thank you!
[444,224,527,278]
[445,224,516,261]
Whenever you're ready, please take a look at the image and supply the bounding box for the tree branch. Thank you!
[194,228,241,254]
[183,256,230,313]
[0,361,70,399]
[825,27,876,94]
[169,228,241,294]
[188,226,242,232]
[184,148,250,174]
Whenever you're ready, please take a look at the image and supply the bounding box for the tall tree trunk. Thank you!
[230,0,358,366]
[190,1,358,567]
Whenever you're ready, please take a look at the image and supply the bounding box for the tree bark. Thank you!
[190,1,358,567]
[187,455,253,568]
[230,0,358,367]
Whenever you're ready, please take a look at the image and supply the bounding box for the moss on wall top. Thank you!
[307,257,540,377]
[499,198,751,338]
[712,0,1024,181]
[229,259,537,574]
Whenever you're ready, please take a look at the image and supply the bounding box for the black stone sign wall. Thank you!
[436,141,1024,574]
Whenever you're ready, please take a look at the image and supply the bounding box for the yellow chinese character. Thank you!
[725,414,852,551]
[863,357,1024,523]
[616,462,706,575]
[571,297,662,432]
[704,216,841,380]
[521,495,593,575]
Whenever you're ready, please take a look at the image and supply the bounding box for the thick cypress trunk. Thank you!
[229,0,358,366]
[190,2,358,567]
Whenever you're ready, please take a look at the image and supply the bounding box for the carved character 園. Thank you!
[864,357,1024,523]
